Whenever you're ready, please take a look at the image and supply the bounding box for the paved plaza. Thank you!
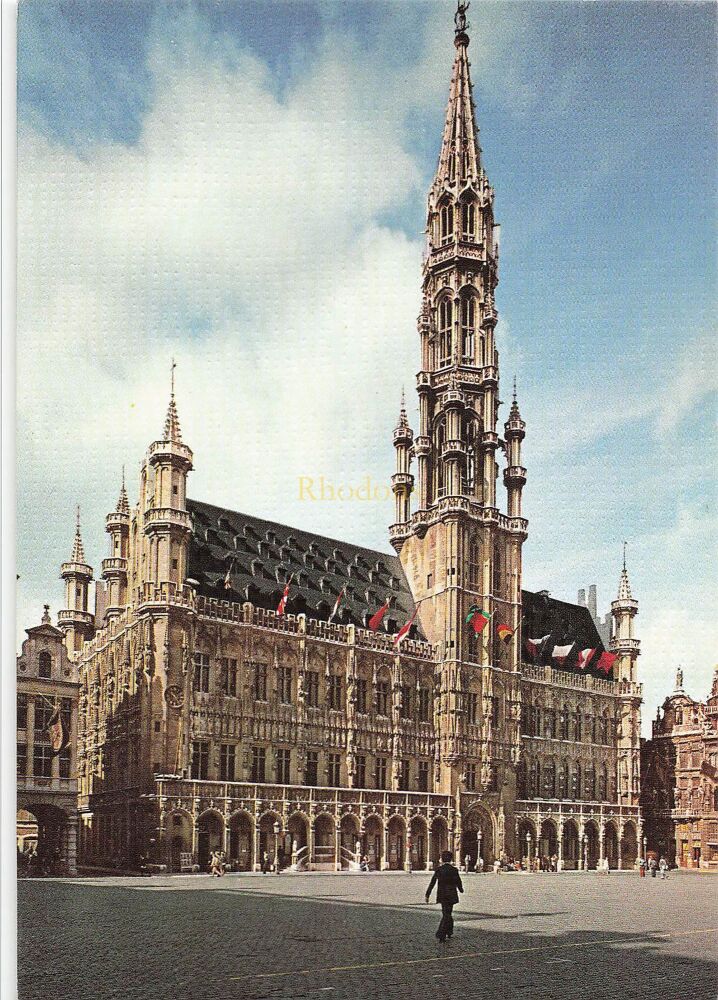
[18,870,717,1000]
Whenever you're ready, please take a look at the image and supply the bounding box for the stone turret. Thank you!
[102,470,130,618]
[59,506,95,655]
[611,546,642,805]
[391,390,414,529]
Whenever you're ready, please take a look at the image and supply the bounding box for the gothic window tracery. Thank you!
[439,201,454,245]
[438,298,453,367]
[460,295,476,363]
[461,199,476,240]
[464,418,480,496]
[435,418,447,498]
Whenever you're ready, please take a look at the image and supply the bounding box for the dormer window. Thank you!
[38,651,52,679]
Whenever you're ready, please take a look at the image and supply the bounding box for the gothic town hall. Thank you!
[51,13,643,875]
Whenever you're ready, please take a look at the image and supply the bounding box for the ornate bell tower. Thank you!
[390,5,528,815]
[611,548,641,805]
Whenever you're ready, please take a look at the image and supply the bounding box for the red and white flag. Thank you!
[277,574,294,616]
[552,643,574,665]
[595,651,618,675]
[223,565,233,590]
[47,706,66,755]
[394,606,418,648]
[525,634,549,659]
[328,586,346,625]
[368,597,390,632]
[577,648,596,671]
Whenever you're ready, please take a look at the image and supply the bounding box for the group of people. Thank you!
[461,853,560,873]
[17,843,61,877]
[209,850,226,876]
[640,856,670,879]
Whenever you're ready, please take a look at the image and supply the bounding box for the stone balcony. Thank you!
[143,507,192,532]
[148,438,193,468]
[105,511,129,531]
[57,608,94,627]
[60,561,93,579]
[101,557,128,576]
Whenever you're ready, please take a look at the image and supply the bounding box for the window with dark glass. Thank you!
[17,693,27,730]
[34,700,54,740]
[306,671,319,708]
[560,707,570,740]
[276,748,290,784]
[461,296,475,362]
[253,662,268,701]
[376,757,387,789]
[59,747,71,779]
[305,751,318,786]
[278,666,292,704]
[355,754,366,788]
[465,763,476,791]
[356,678,368,714]
[492,695,500,727]
[467,692,479,725]
[221,657,237,697]
[251,746,266,783]
[398,759,410,791]
[574,711,582,742]
[33,743,53,779]
[418,760,429,792]
[17,743,27,778]
[38,651,52,679]
[438,299,452,367]
[439,201,454,245]
[61,697,72,737]
[328,753,341,786]
[193,652,210,693]
[418,688,430,723]
[328,675,342,711]
[191,741,209,780]
[219,743,236,781]
[376,680,390,716]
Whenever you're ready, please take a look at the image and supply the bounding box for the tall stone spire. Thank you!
[71,505,86,563]
[116,467,130,516]
[163,361,183,443]
[433,4,482,190]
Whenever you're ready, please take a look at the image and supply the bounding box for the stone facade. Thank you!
[16,607,79,874]
[49,11,642,874]
[641,668,718,868]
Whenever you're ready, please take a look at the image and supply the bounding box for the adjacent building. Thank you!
[641,668,718,868]
[41,9,642,874]
[16,606,79,874]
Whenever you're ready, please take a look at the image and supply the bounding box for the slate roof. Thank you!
[187,499,603,656]
[187,499,419,636]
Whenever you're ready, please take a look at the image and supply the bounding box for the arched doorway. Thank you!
[621,822,638,870]
[18,804,69,875]
[585,821,599,870]
[313,813,335,868]
[562,820,579,870]
[168,811,193,872]
[258,813,282,870]
[539,819,558,863]
[287,812,309,868]
[387,816,405,870]
[410,816,428,871]
[197,812,223,872]
[430,816,448,868]
[364,815,383,870]
[517,819,537,867]
[16,809,39,875]
[228,812,253,871]
[462,807,495,869]
[604,823,619,869]
[340,813,360,868]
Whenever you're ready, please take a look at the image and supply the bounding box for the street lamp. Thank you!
[526,831,531,869]
[582,834,587,871]
[273,821,281,873]
[643,835,648,861]
[477,829,483,872]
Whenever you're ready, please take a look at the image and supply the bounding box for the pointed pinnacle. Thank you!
[163,394,183,443]
[116,467,130,515]
[71,505,86,563]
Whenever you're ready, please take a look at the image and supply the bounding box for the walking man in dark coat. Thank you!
[425,851,464,942]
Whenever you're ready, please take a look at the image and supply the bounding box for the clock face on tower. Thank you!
[165,685,184,709]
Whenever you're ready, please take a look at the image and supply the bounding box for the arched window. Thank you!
[440,202,454,245]
[560,705,570,741]
[599,765,608,801]
[535,760,542,798]
[574,710,582,742]
[586,766,596,800]
[438,299,452,367]
[517,759,527,798]
[435,419,447,499]
[464,418,480,496]
[462,200,476,239]
[573,763,582,800]
[559,764,569,799]
[461,296,476,362]
[38,651,52,679]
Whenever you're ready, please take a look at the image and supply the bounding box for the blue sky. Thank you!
[16,0,717,732]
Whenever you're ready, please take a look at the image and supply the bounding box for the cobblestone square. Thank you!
[18,870,718,1000]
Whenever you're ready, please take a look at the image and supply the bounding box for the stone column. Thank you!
[427,825,434,871]
[383,825,390,871]
[599,824,605,868]
[578,821,585,871]
[618,823,623,871]
[65,814,78,876]
[405,831,412,872]
[335,823,342,871]
[254,824,262,872]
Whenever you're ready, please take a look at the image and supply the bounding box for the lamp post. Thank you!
[582,834,587,871]
[273,821,280,874]
[477,829,483,872]
[526,832,531,870]
[643,835,648,862]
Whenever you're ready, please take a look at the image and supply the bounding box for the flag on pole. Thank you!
[496,623,515,646]
[328,586,346,625]
[466,605,492,634]
[46,706,66,755]
[524,634,550,661]
[368,598,390,632]
[595,651,618,675]
[394,606,418,648]
[552,643,574,665]
[277,574,294,616]
[223,564,233,590]
[577,648,597,671]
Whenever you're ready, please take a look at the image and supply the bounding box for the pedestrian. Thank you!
[360,855,369,872]
[649,857,657,878]
[261,851,270,874]
[425,850,464,943]
[659,857,669,880]
[550,853,558,873]
[464,853,471,873]
[639,858,646,878]
[476,855,483,874]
